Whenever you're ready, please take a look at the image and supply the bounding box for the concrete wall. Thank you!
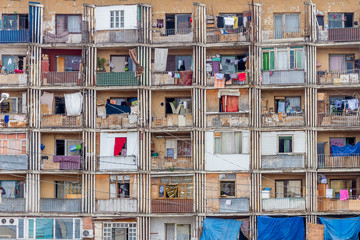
[261,131,306,155]
[150,216,194,240]
[262,174,306,198]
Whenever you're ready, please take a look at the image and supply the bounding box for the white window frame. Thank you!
[262,47,304,71]
[214,132,242,154]
[165,223,192,240]
[110,10,124,29]
[103,222,137,240]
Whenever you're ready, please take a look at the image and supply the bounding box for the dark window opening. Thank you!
[55,97,66,114]
[56,140,65,155]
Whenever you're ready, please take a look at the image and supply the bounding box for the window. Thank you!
[114,137,127,156]
[0,134,27,156]
[110,56,135,73]
[0,180,25,198]
[166,55,193,71]
[56,15,82,34]
[278,136,293,153]
[165,223,191,240]
[214,132,242,154]
[110,175,130,198]
[2,55,26,73]
[103,222,137,240]
[329,54,354,73]
[55,139,82,156]
[2,14,28,30]
[55,181,81,198]
[0,97,23,114]
[275,180,302,198]
[155,176,193,199]
[317,15,324,29]
[110,10,124,29]
[55,97,65,114]
[165,14,191,35]
[328,13,353,29]
[28,218,81,239]
[330,179,355,199]
[56,55,82,72]
[219,174,236,197]
[165,98,192,115]
[165,139,191,159]
[263,48,303,71]
[330,137,356,155]
[274,96,301,114]
[274,14,300,39]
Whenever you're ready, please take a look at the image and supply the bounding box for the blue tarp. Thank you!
[320,217,360,240]
[200,218,242,240]
[257,216,304,240]
[331,142,360,156]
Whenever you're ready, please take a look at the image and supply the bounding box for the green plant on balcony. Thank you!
[97,57,106,72]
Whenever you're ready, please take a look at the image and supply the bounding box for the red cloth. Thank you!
[222,96,239,112]
[114,137,126,156]
[178,71,193,86]
[238,72,246,81]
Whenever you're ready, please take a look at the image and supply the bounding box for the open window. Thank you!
[56,55,81,72]
[165,98,192,115]
[55,139,82,156]
[165,223,191,240]
[2,55,26,73]
[328,13,353,29]
[166,55,192,71]
[156,176,193,199]
[274,96,301,114]
[329,137,356,156]
[214,132,242,154]
[2,14,28,30]
[110,55,135,72]
[275,179,302,198]
[219,173,236,197]
[165,138,191,159]
[278,136,293,153]
[55,181,81,199]
[330,179,355,199]
[165,14,191,35]
[0,180,25,198]
[114,137,127,156]
[56,15,82,34]
[0,95,26,114]
[110,175,130,199]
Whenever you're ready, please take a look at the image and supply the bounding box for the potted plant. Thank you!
[97,57,106,72]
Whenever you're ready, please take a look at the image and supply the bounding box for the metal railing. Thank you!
[43,29,82,44]
[264,27,309,40]
[0,73,27,85]
[41,114,83,128]
[262,198,305,211]
[0,198,25,212]
[97,155,138,171]
[261,154,305,169]
[152,71,193,86]
[318,154,360,169]
[0,114,27,128]
[262,113,305,127]
[41,72,82,86]
[317,71,360,85]
[317,28,360,42]
[318,113,360,127]
[261,70,305,85]
[95,29,143,43]
[206,28,249,43]
[206,71,249,86]
[216,198,249,213]
[96,114,138,129]
[206,112,249,127]
[318,196,360,212]
[152,28,193,43]
[96,198,138,213]
[151,156,193,170]
[151,199,193,213]
[0,29,29,43]
[152,114,193,128]
[40,198,82,213]
[96,72,138,86]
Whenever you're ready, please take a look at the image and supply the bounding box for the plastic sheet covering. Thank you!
[331,142,360,156]
[200,217,242,240]
[257,216,304,240]
[320,217,360,240]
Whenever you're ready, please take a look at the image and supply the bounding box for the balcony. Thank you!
[152,28,193,43]
[0,30,29,43]
[262,198,305,211]
[40,114,82,128]
[96,198,138,213]
[97,156,138,171]
[40,198,82,213]
[0,114,27,128]
[152,115,193,128]
[318,113,360,127]
[206,28,249,43]
[0,155,28,170]
[41,72,82,86]
[151,156,193,171]
[96,72,138,87]
[151,199,193,213]
[0,73,27,86]
[261,70,305,85]
[218,198,249,213]
[43,30,81,44]
[317,28,360,42]
[96,114,138,129]
[318,197,360,212]
[152,71,193,86]
[206,112,249,128]
[262,113,305,127]
[95,29,142,44]
[0,198,25,212]
[317,71,360,85]
[261,154,305,169]
[42,155,82,171]
[263,27,308,41]
[206,71,249,86]
[318,154,360,169]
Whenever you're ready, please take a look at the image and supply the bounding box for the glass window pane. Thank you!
[171,177,182,184]
[274,15,283,39]
[75,219,81,239]
[277,51,288,70]
[263,52,269,70]
[290,50,295,69]
[296,51,302,69]
[186,184,193,198]
[28,219,34,238]
[166,224,175,240]
[3,15,17,30]
[67,15,81,33]
[270,51,275,70]
[177,224,191,240]
[214,137,221,154]
[18,219,24,238]
[55,219,73,239]
[221,132,233,154]
[160,177,170,184]
[287,180,302,197]
[228,174,236,180]
[275,181,284,198]
[285,14,299,33]
[182,176,193,184]
[234,132,242,154]
[36,219,54,239]
[0,226,16,238]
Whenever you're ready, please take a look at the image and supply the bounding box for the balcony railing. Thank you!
[217,198,249,213]
[262,113,305,127]
[263,27,309,40]
[152,28,193,43]
[152,71,193,86]
[0,73,27,85]
[96,72,138,86]
[43,29,81,44]
[0,155,28,170]
[317,71,360,85]
[0,198,25,212]
[96,198,138,213]
[95,29,143,43]
[151,199,193,213]
[318,113,360,127]
[152,114,193,128]
[206,28,249,43]
[41,72,82,86]
[0,29,29,43]
[318,197,360,212]
[262,198,305,211]
[206,112,249,127]
[41,155,82,170]
[151,156,193,171]
[41,114,83,128]
[40,198,82,213]
[0,114,27,128]
[261,70,305,85]
[96,114,138,129]
[318,154,360,169]
[206,71,249,86]
[97,155,138,171]
[261,154,305,169]
[317,28,360,42]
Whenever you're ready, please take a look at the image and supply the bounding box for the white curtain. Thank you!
[221,132,233,154]
[234,132,242,154]
[67,15,81,33]
[154,48,168,72]
[64,92,83,116]
[286,97,301,108]
[285,14,300,33]
[329,55,344,72]
[277,51,288,70]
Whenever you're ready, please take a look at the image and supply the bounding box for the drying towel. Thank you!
[114,137,126,156]
[239,72,246,81]
[129,48,144,77]
[154,48,168,72]
[64,92,83,116]
[40,91,54,113]
[224,17,234,26]
[340,189,349,201]
[214,73,225,88]
[178,71,193,86]
[348,99,359,111]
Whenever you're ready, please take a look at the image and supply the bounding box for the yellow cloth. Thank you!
[233,16,238,29]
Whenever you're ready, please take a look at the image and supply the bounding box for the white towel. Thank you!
[154,48,168,72]
[224,17,234,26]
[64,92,83,116]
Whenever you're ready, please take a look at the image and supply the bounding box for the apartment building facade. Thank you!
[0,0,359,239]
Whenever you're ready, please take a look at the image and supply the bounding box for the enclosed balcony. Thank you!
[262,198,306,211]
[261,154,305,169]
[96,72,138,86]
[152,14,193,43]
[97,198,138,213]
[0,14,29,43]
[40,198,82,213]
[0,179,26,212]
[0,30,29,43]
[41,72,82,86]
[207,26,249,43]
[261,70,305,85]
[0,133,28,170]
[0,92,27,128]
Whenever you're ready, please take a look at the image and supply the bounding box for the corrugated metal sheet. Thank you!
[219,198,249,213]
[262,198,305,211]
[0,155,28,170]
[97,198,137,213]
[262,70,305,85]
[0,198,25,212]
[40,199,81,213]
[262,154,305,169]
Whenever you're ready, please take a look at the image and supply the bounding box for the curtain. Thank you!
[234,132,242,154]
[287,180,301,197]
[67,15,81,33]
[221,132,233,154]
[275,181,284,198]
[154,48,168,72]
[114,137,126,156]
[222,96,239,112]
[214,137,221,154]
[285,14,299,33]
[274,15,283,39]
[329,55,344,72]
[56,15,66,34]
[277,51,288,70]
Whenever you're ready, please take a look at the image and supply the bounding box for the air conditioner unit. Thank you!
[0,218,18,225]
[82,229,94,238]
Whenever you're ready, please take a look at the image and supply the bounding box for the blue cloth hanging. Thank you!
[320,217,360,240]
[257,216,304,240]
[40,144,45,150]
[4,115,9,123]
[331,142,360,156]
[200,218,242,240]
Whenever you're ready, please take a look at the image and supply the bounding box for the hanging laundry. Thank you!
[212,61,220,76]
[230,73,238,80]
[153,48,168,72]
[40,92,54,113]
[326,189,333,199]
[214,73,225,88]
[157,19,164,28]
[69,144,81,152]
[217,16,225,28]
[224,17,234,26]
[129,48,144,76]
[64,92,83,116]
[238,72,246,82]
[206,63,212,72]
[233,16,238,29]
[4,115,9,124]
[347,99,359,111]
[334,100,342,109]
[243,16,247,28]
[340,190,349,201]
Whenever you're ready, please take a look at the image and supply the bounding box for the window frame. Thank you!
[155,176,193,199]
[277,135,294,154]
[2,14,28,30]
[55,14,82,34]
[219,173,236,198]
[275,179,303,198]
[109,175,131,199]
[262,47,304,71]
[165,223,191,240]
[110,10,125,29]
[103,222,137,240]
[214,132,242,154]
[55,181,81,198]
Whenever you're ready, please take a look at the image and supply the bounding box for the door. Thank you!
[274,15,283,39]
[56,56,65,72]
[165,14,175,35]
[110,56,125,72]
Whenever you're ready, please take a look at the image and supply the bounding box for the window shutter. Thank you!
[296,51,302,69]
[270,51,275,70]
[263,52,269,70]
